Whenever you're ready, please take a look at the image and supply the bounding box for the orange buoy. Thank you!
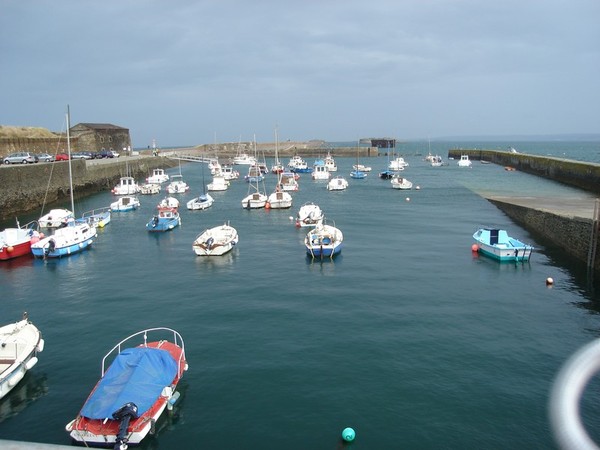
[6,246,14,253]
[471,244,479,252]
[265,202,271,209]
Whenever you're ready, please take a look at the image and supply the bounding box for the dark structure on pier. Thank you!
[369,138,396,149]
[70,123,131,153]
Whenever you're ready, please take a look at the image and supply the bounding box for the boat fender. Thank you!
[167,391,181,411]
[25,356,38,370]
[37,338,45,353]
[8,370,25,387]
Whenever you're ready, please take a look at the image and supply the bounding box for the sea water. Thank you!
[1,141,600,449]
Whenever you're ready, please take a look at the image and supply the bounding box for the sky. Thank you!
[1,1,599,147]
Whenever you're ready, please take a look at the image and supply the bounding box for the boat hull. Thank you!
[31,223,97,258]
[305,224,343,259]
[0,226,39,260]
[0,316,44,400]
[193,224,239,256]
[476,242,534,262]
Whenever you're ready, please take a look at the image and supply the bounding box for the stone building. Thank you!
[70,123,132,153]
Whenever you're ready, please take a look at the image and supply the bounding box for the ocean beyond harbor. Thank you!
[1,140,600,449]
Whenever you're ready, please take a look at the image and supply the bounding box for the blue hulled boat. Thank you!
[146,207,181,232]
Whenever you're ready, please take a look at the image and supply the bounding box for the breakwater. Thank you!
[0,156,178,221]
[447,149,600,194]
[487,197,600,274]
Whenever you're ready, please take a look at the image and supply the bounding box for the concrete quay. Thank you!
[448,149,600,273]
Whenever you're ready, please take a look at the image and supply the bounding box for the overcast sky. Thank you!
[1,1,598,147]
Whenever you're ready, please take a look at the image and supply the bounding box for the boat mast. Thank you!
[66,105,75,213]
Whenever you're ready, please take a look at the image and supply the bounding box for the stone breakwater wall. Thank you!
[447,149,600,194]
[488,199,599,273]
[0,156,178,221]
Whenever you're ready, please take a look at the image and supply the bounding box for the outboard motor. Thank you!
[44,239,56,256]
[112,402,139,450]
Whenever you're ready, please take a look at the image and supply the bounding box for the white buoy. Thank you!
[406,197,410,202]
[546,277,554,286]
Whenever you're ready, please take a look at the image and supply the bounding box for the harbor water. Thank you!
[2,141,600,449]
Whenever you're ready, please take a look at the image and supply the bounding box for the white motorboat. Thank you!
[295,202,324,228]
[207,175,229,191]
[146,168,169,184]
[0,312,44,400]
[112,176,140,195]
[166,174,189,194]
[352,164,372,172]
[391,174,413,190]
[139,183,161,194]
[324,152,337,172]
[267,189,293,209]
[312,161,330,180]
[327,176,349,191]
[158,197,180,208]
[431,155,444,167]
[38,208,73,228]
[278,171,299,191]
[110,196,140,212]
[458,155,472,167]
[233,153,257,165]
[388,157,409,171]
[192,223,239,256]
[221,165,239,180]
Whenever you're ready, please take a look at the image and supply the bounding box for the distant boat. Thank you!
[187,160,214,211]
[458,155,472,167]
[146,168,169,184]
[192,223,239,256]
[324,151,337,172]
[241,138,268,209]
[166,174,189,194]
[0,312,44,400]
[158,197,180,209]
[110,196,140,212]
[388,156,409,171]
[112,176,140,195]
[472,228,534,262]
[312,160,330,180]
[350,142,368,179]
[391,174,413,190]
[139,183,161,194]
[278,171,299,191]
[327,176,349,191]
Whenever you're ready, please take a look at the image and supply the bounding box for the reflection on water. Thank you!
[0,371,48,423]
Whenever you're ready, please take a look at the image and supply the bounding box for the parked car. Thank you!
[55,153,69,161]
[96,149,114,158]
[37,153,55,162]
[71,151,93,160]
[3,152,38,164]
[110,150,120,158]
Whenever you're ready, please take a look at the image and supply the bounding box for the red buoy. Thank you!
[471,244,479,252]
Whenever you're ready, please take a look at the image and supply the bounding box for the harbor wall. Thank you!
[0,156,178,221]
[447,149,600,194]
[487,199,600,273]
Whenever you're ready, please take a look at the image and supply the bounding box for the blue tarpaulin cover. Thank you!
[80,347,178,419]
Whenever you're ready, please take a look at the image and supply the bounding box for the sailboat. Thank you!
[350,140,367,179]
[31,107,97,258]
[241,137,268,209]
[267,128,293,209]
[270,127,285,174]
[187,161,214,210]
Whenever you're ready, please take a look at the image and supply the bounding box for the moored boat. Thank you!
[305,221,343,259]
[82,207,112,228]
[139,183,161,195]
[472,228,534,262]
[146,168,169,184]
[192,222,239,256]
[458,154,472,167]
[146,207,181,232]
[112,177,140,195]
[65,327,188,449]
[391,174,413,190]
[110,196,141,212]
[295,202,324,228]
[165,174,189,194]
[38,208,73,228]
[0,220,40,261]
[327,176,348,191]
[187,193,214,211]
[0,312,44,400]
